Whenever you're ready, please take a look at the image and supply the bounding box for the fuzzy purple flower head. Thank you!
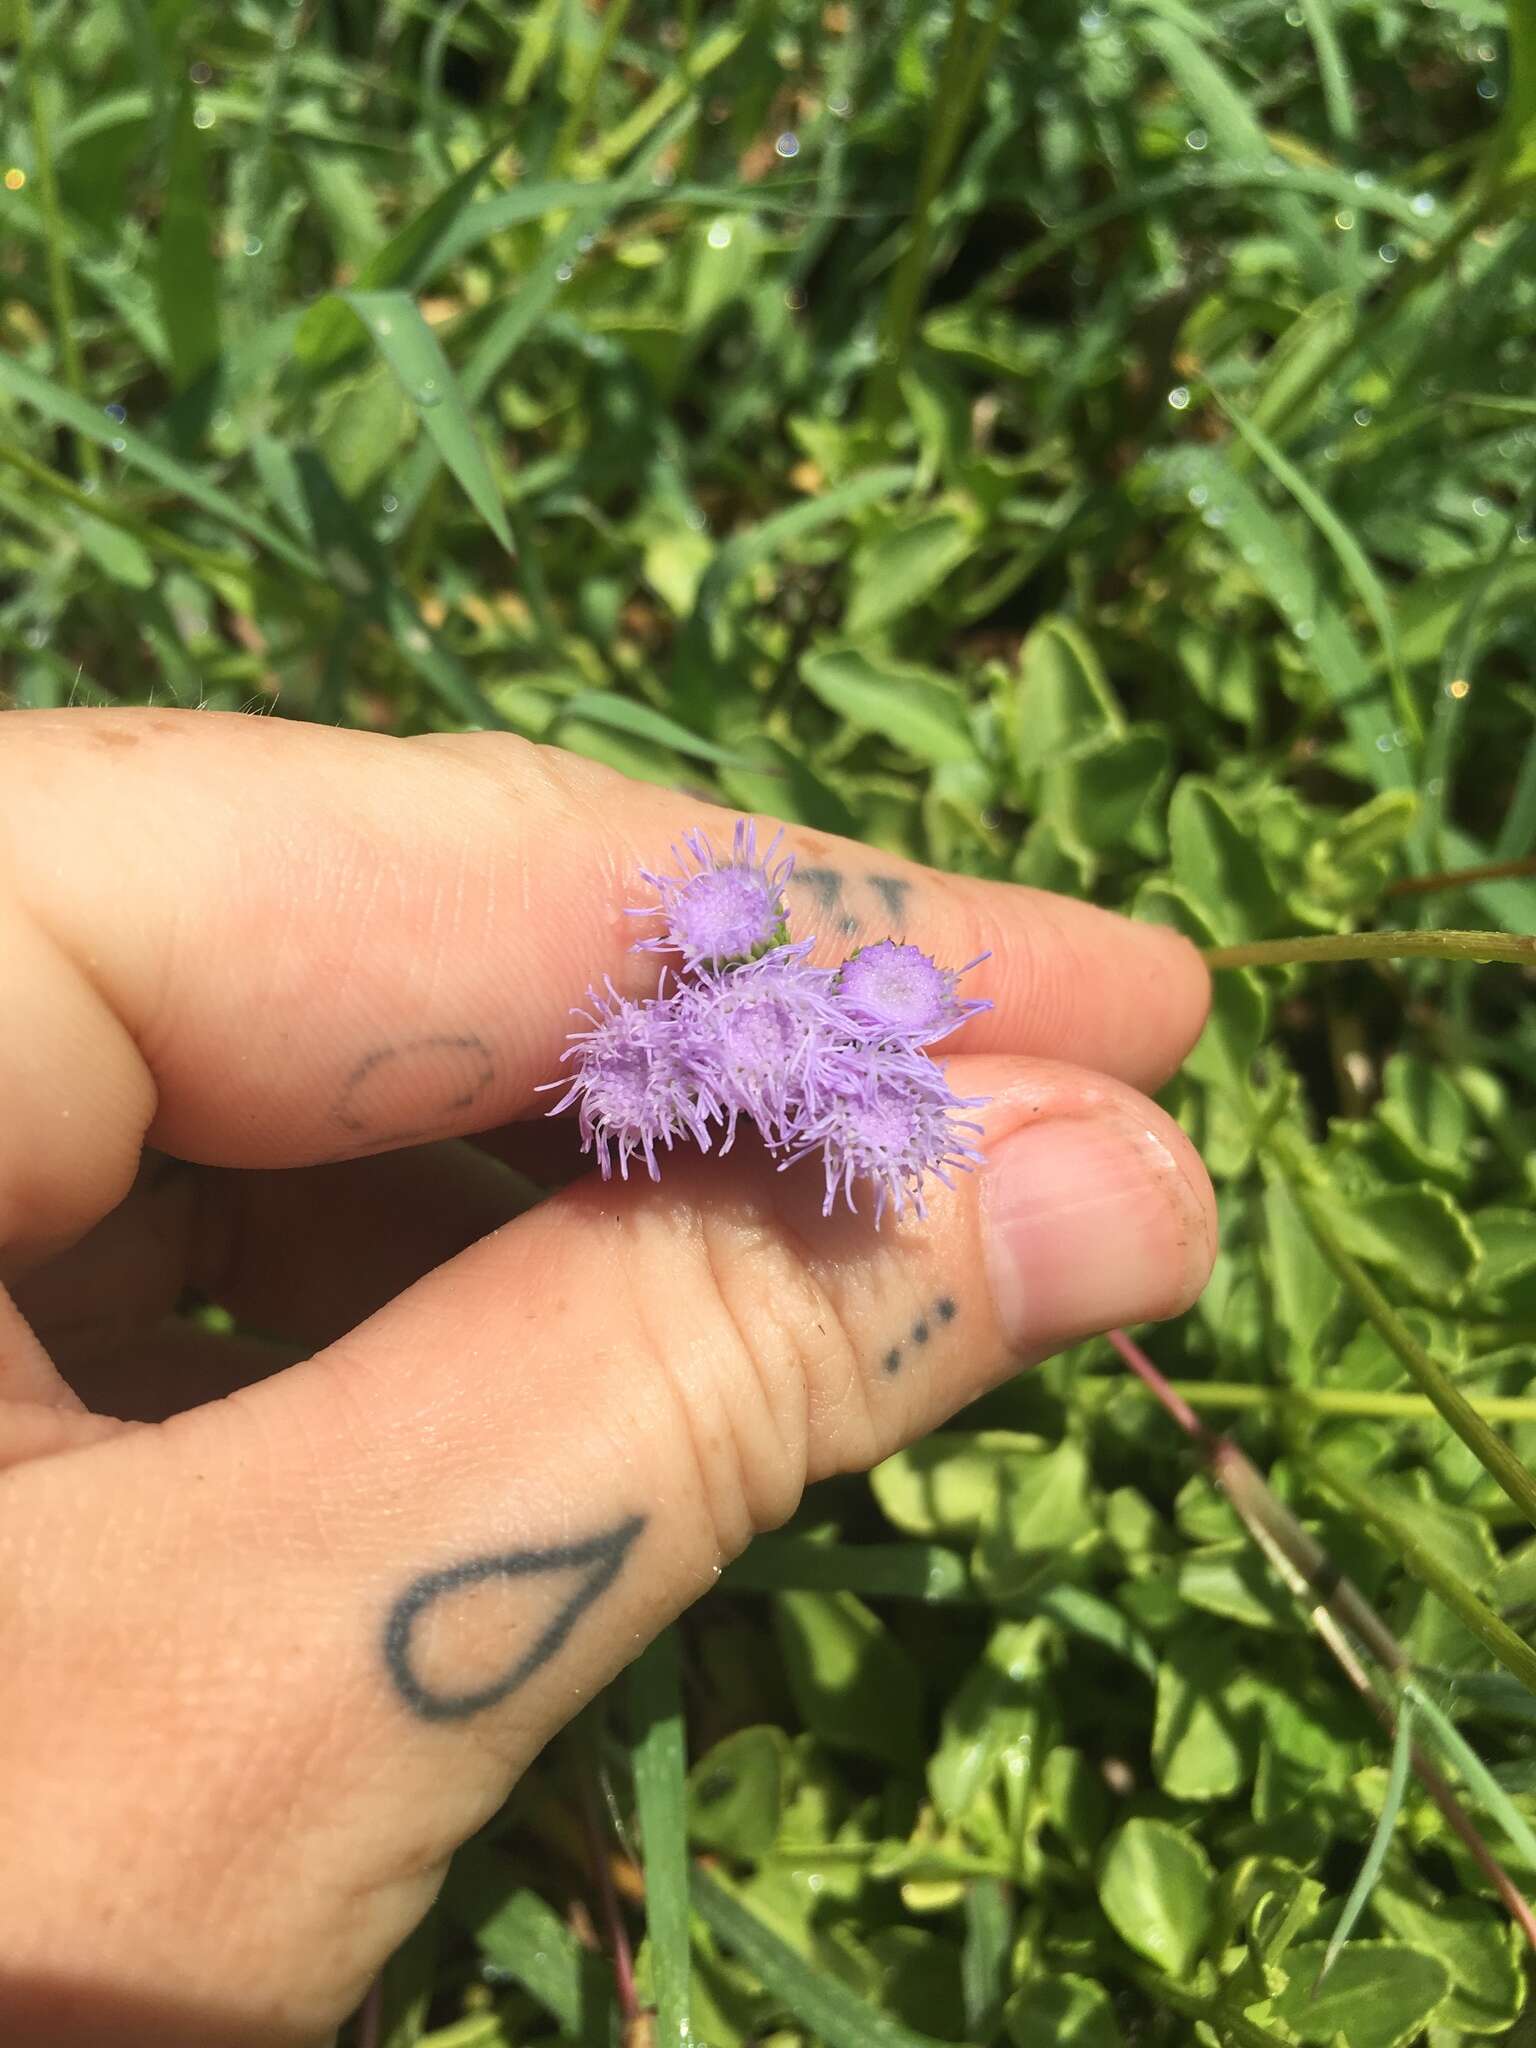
[634,822,793,969]
[549,822,991,1223]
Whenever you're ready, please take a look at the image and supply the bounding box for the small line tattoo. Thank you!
[879,1296,958,1377]
[793,867,859,935]
[383,1516,645,1723]
[868,876,911,924]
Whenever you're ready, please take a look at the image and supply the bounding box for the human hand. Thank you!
[0,710,1217,2046]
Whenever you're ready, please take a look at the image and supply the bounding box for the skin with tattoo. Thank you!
[0,711,1217,2047]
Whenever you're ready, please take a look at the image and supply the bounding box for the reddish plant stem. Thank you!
[1386,854,1536,898]
[580,1767,639,2027]
[1105,1326,1536,1955]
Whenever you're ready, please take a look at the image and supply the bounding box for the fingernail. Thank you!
[982,1111,1212,1354]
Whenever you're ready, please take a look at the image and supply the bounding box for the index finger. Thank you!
[0,709,1207,1260]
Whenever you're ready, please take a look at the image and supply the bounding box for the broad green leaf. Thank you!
[1042,726,1171,861]
[1319,1182,1483,1305]
[1151,1629,1253,1801]
[73,511,155,589]
[929,1620,1052,1826]
[800,647,976,766]
[845,511,973,636]
[343,292,512,551]
[1264,1179,1341,1360]
[1004,1973,1122,2047]
[1168,779,1285,942]
[1371,1883,1524,2033]
[1097,1818,1215,1978]
[773,1590,925,1769]
[972,1441,1097,1599]
[1177,1542,1295,1633]
[688,1725,789,1857]
[1010,615,1124,788]
[871,1431,1049,1543]
[1269,1941,1450,2048]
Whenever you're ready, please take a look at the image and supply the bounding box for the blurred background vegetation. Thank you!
[6,0,1536,2042]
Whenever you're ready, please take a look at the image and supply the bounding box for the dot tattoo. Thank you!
[880,1296,958,1375]
[383,1516,646,1723]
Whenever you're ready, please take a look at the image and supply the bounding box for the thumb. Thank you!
[0,1057,1214,2046]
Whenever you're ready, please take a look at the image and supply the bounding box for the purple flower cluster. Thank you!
[547,824,990,1223]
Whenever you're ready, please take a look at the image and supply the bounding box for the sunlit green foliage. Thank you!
[5,0,1536,2041]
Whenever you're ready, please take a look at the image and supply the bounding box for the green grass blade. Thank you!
[156,87,222,391]
[295,139,505,370]
[0,356,313,575]
[1315,1693,1414,1991]
[691,1866,953,2048]
[345,290,512,552]
[722,1535,973,1602]
[1401,1677,1536,1870]
[1217,395,1420,744]
[629,1631,692,2048]
[1298,0,1357,143]
[1160,447,1408,789]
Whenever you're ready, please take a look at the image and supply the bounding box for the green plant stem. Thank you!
[1269,1130,1536,1536]
[1115,1380,1536,1426]
[1305,1458,1536,1696]
[0,436,244,582]
[17,0,97,484]
[556,0,637,167]
[1205,929,1536,970]
[866,0,999,425]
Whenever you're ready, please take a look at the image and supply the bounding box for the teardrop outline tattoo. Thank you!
[383,1516,646,1722]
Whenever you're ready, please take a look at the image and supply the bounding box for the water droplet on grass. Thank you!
[1185,127,1208,150]
[828,91,850,116]
[774,131,800,158]
[1334,208,1355,229]
[1477,77,1499,99]
[1353,406,1372,426]
[1354,169,1378,189]
[1411,191,1436,215]
[1378,243,1400,263]
[242,234,263,256]
[110,435,126,453]
[706,218,733,249]
[416,380,442,407]
[104,402,127,423]
[555,261,574,281]
[1294,618,1315,641]
[192,104,215,129]
[1168,385,1190,410]
[1187,483,1209,507]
